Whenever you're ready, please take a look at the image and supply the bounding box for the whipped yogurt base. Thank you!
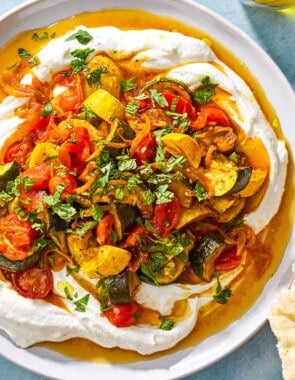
[0,26,288,354]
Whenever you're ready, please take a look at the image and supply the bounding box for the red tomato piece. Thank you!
[132,133,157,165]
[0,245,28,261]
[151,196,181,236]
[22,164,51,190]
[138,97,152,112]
[59,127,91,173]
[48,173,77,200]
[163,92,197,120]
[105,302,141,327]
[190,105,230,131]
[11,266,53,299]
[215,246,242,271]
[54,74,83,112]
[4,135,35,168]
[96,214,114,246]
[125,225,146,247]
[19,188,46,212]
[53,70,76,87]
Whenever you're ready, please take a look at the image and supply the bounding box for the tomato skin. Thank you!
[53,70,76,87]
[11,266,53,299]
[96,214,114,246]
[151,196,181,236]
[59,127,91,173]
[22,164,51,191]
[105,302,141,327]
[163,92,197,120]
[4,134,35,168]
[48,173,77,200]
[132,133,157,165]
[125,225,146,247]
[190,105,230,131]
[19,188,46,212]
[54,73,83,112]
[215,246,242,271]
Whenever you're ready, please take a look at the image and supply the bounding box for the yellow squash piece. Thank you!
[237,168,268,197]
[86,55,122,98]
[81,245,131,278]
[176,202,214,229]
[28,142,59,168]
[83,88,125,124]
[161,133,201,169]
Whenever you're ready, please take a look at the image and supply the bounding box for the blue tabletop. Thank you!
[0,1,294,379]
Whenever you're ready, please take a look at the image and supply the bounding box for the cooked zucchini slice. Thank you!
[189,232,225,281]
[115,204,139,234]
[155,257,187,285]
[0,161,20,191]
[176,202,213,229]
[107,270,133,305]
[217,198,246,223]
[0,249,40,272]
[237,168,267,197]
[139,77,193,101]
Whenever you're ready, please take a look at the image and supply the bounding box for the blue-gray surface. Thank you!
[0,1,294,379]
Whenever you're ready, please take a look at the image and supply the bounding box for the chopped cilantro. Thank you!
[91,204,104,223]
[160,319,174,330]
[86,66,108,88]
[28,56,38,66]
[109,230,118,244]
[18,48,31,58]
[127,175,142,193]
[73,294,90,312]
[65,29,93,45]
[142,189,156,205]
[44,184,77,221]
[149,89,168,108]
[32,31,55,41]
[229,151,239,164]
[70,48,94,73]
[66,265,80,276]
[213,272,232,304]
[115,187,125,201]
[194,76,217,104]
[125,101,139,116]
[116,156,137,171]
[64,286,73,301]
[194,181,209,201]
[121,78,136,93]
[39,101,53,117]
[155,184,174,204]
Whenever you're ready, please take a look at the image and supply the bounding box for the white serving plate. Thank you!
[0,0,294,379]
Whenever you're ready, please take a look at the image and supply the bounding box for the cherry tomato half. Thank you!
[215,246,242,271]
[11,266,53,299]
[132,133,157,166]
[125,225,146,247]
[48,173,77,200]
[163,92,197,120]
[105,302,141,327]
[19,188,46,213]
[151,196,181,236]
[96,214,114,246]
[190,105,230,131]
[22,164,51,191]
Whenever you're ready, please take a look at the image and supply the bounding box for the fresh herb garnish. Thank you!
[116,155,137,171]
[70,48,94,73]
[125,101,139,116]
[39,101,53,117]
[121,78,136,93]
[229,151,239,164]
[194,76,217,104]
[213,272,232,304]
[44,184,77,221]
[91,204,104,223]
[160,319,174,330]
[73,294,90,312]
[66,29,93,45]
[149,89,168,108]
[155,184,174,204]
[194,181,209,201]
[18,48,31,58]
[142,189,156,205]
[32,31,55,41]
[86,66,108,88]
[127,175,142,193]
[28,57,38,66]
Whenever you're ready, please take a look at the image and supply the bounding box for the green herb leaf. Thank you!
[194,181,209,201]
[229,151,239,164]
[155,184,174,204]
[121,78,136,93]
[70,48,94,73]
[73,294,90,312]
[140,262,158,285]
[32,31,49,41]
[127,175,142,193]
[160,319,174,330]
[142,189,156,205]
[18,48,31,58]
[116,156,137,171]
[125,101,139,116]
[86,66,108,88]
[39,101,53,117]
[91,204,104,223]
[149,89,168,108]
[66,29,93,45]
[193,76,217,104]
[28,57,38,66]
[213,272,232,304]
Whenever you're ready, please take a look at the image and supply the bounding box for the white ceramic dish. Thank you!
[0,0,294,379]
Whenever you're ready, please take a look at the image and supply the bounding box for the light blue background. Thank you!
[0,1,294,379]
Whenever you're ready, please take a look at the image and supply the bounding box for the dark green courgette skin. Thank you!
[0,250,40,272]
[0,161,20,191]
[226,167,252,196]
[107,270,132,305]
[116,204,139,233]
[48,211,68,231]
[106,119,135,158]
[189,232,225,281]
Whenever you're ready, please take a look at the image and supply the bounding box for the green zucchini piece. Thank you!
[0,249,40,272]
[139,77,193,101]
[189,232,225,281]
[116,204,139,233]
[226,167,252,195]
[106,118,135,158]
[107,270,132,304]
[47,211,68,231]
[0,161,20,191]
